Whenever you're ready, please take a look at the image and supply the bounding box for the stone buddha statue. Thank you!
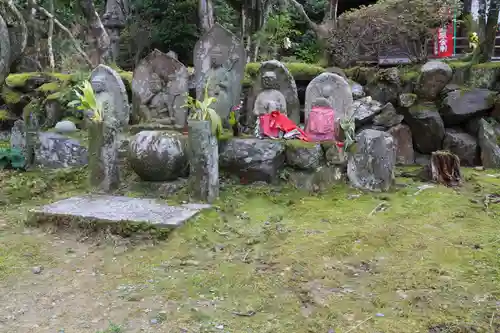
[252,71,287,116]
[204,52,232,119]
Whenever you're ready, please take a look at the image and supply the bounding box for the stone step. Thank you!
[28,195,211,238]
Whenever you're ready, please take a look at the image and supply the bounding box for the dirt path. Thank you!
[0,231,168,333]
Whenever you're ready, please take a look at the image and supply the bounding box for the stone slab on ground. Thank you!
[30,195,211,228]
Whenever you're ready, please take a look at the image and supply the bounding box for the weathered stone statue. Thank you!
[102,0,129,62]
[194,23,246,122]
[89,65,130,192]
[305,72,354,124]
[0,13,10,85]
[247,60,300,124]
[132,49,188,128]
[252,71,287,116]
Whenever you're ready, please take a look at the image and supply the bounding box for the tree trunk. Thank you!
[80,0,112,65]
[198,0,214,33]
[47,0,55,71]
[478,0,500,62]
[430,151,462,187]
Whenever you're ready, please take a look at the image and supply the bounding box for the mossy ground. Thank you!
[1,166,500,332]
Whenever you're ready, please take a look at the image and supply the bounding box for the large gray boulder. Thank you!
[352,96,383,127]
[442,129,479,166]
[386,124,414,165]
[285,143,324,170]
[372,102,403,128]
[219,138,285,183]
[350,81,365,100]
[477,119,500,168]
[405,102,445,154]
[347,129,396,192]
[440,88,495,126]
[128,131,188,181]
[34,132,88,169]
[416,61,452,100]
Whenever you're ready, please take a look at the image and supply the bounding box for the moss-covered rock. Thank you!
[468,63,500,90]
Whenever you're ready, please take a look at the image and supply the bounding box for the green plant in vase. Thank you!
[67,80,103,123]
[339,117,356,152]
[183,78,223,139]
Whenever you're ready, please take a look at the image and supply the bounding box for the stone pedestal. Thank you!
[88,121,120,192]
[187,120,219,203]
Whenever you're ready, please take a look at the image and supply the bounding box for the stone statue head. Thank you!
[261,71,278,89]
[321,84,334,98]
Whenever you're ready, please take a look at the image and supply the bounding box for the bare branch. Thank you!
[287,0,319,33]
[35,4,93,67]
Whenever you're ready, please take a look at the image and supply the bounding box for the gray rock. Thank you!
[10,119,25,150]
[35,132,88,168]
[219,138,285,183]
[417,61,452,100]
[347,129,396,192]
[477,119,500,168]
[440,88,495,126]
[305,72,353,123]
[415,153,431,166]
[194,23,246,122]
[131,49,189,127]
[288,166,344,191]
[54,120,77,133]
[324,143,347,166]
[350,81,365,100]
[285,143,323,170]
[405,102,445,154]
[30,195,211,229]
[442,129,479,166]
[356,124,386,133]
[387,124,414,165]
[465,117,482,136]
[187,120,219,203]
[373,103,403,128]
[0,13,10,85]
[0,131,9,141]
[43,100,64,128]
[352,97,383,127]
[90,64,130,130]
[32,266,42,274]
[398,93,417,108]
[247,60,300,124]
[128,131,187,181]
[166,50,178,60]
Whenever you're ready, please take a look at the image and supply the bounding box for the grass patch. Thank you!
[1,167,500,332]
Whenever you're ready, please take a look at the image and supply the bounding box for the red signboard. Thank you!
[434,23,454,58]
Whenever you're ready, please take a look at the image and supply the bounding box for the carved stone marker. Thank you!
[132,49,189,128]
[194,23,246,122]
[187,120,219,203]
[305,72,353,124]
[248,60,300,124]
[89,64,130,192]
[0,13,11,85]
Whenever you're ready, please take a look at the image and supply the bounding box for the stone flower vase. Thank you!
[187,119,219,203]
[88,121,120,192]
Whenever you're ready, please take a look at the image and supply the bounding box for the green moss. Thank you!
[284,139,320,149]
[0,109,10,121]
[5,73,40,87]
[400,70,420,83]
[22,99,42,120]
[36,82,61,93]
[1,86,22,104]
[447,60,471,69]
[471,62,500,69]
[118,71,133,85]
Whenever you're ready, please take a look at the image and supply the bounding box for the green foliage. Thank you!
[96,322,122,333]
[183,79,223,138]
[68,81,102,123]
[340,117,356,152]
[0,148,26,170]
[292,31,322,64]
[255,13,300,60]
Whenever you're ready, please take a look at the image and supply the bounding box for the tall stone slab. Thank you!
[248,60,300,124]
[89,65,130,192]
[305,72,353,123]
[194,23,246,122]
[131,49,189,128]
[0,13,11,85]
